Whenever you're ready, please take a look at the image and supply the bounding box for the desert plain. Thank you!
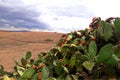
[0,30,63,71]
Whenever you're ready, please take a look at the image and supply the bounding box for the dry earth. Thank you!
[0,31,63,71]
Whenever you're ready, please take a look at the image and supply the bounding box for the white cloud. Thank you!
[39,15,92,32]
[0,19,8,23]
[1,0,120,33]
[22,0,84,7]
[22,0,94,32]
[83,0,120,19]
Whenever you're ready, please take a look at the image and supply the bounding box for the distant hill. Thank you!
[0,30,29,32]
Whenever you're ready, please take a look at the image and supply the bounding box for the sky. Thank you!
[0,0,120,33]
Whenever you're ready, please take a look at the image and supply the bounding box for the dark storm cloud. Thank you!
[0,0,48,30]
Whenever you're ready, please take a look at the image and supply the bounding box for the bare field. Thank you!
[0,31,63,71]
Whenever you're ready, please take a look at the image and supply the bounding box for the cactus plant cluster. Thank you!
[0,17,120,80]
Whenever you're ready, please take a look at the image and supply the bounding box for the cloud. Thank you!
[0,0,48,31]
[23,0,94,32]
[37,4,94,32]
[0,0,95,32]
[47,5,93,18]
[1,0,120,33]
[82,0,120,19]
[36,0,120,32]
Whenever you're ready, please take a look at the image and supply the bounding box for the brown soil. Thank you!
[0,31,63,71]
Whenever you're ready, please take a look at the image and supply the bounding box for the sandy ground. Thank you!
[0,31,63,71]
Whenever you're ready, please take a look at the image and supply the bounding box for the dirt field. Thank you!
[0,31,63,71]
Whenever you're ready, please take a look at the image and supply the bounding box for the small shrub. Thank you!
[44,39,53,42]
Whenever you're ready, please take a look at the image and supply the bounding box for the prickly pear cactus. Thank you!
[0,17,120,80]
